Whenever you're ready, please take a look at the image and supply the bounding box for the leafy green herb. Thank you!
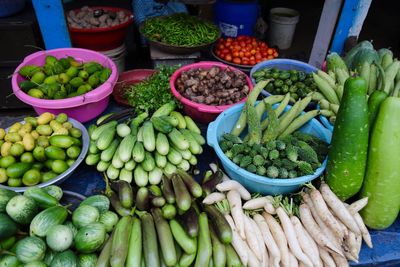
[124,65,181,114]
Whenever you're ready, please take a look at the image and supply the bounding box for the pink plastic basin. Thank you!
[170,61,253,123]
[12,48,118,123]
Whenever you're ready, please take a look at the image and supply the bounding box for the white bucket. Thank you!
[268,8,300,50]
[99,44,126,74]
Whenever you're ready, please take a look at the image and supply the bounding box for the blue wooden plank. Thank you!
[330,0,360,54]
[32,0,71,49]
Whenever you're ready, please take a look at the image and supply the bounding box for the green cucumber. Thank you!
[91,121,117,140]
[141,152,156,172]
[326,78,369,200]
[180,129,201,154]
[96,126,116,151]
[155,133,170,156]
[155,151,167,168]
[30,206,68,237]
[168,128,189,151]
[151,117,173,134]
[134,165,148,187]
[132,141,145,163]
[360,97,400,229]
[24,187,58,209]
[167,147,182,165]
[184,116,200,134]
[152,101,176,118]
[118,135,136,162]
[100,139,119,162]
[169,111,186,129]
[142,121,156,152]
[6,195,38,224]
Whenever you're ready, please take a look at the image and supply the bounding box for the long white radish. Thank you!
[276,207,313,267]
[224,214,248,265]
[318,247,336,267]
[347,197,368,214]
[226,190,245,239]
[298,203,343,257]
[303,224,323,267]
[216,180,251,200]
[243,215,262,260]
[331,253,349,267]
[264,202,277,214]
[303,193,344,251]
[246,243,261,267]
[291,216,322,267]
[253,214,281,267]
[355,234,362,256]
[202,192,225,204]
[309,189,347,241]
[320,183,361,235]
[243,197,272,210]
[352,212,372,248]
[263,212,291,267]
[249,216,269,265]
[289,251,299,267]
[344,231,358,261]
[209,163,230,181]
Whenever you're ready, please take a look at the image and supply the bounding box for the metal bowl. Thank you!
[0,118,89,193]
[139,20,220,55]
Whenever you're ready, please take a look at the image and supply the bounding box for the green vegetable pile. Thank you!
[220,132,327,178]
[124,65,181,115]
[0,112,83,187]
[252,68,317,101]
[141,13,220,47]
[0,185,115,266]
[18,55,111,99]
[219,80,328,179]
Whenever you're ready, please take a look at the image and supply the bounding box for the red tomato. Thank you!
[232,51,240,58]
[245,52,251,58]
[233,57,241,64]
[250,56,255,61]
[273,52,279,57]
[262,57,268,61]
[267,48,274,55]
[226,37,233,43]
[242,60,249,65]
[267,55,274,59]
[225,54,233,62]
[239,51,244,58]
[249,60,256,65]
[222,49,229,54]
[239,41,246,48]
[218,44,225,50]
[256,59,263,64]
[250,49,256,55]
[255,53,262,60]
[262,51,268,57]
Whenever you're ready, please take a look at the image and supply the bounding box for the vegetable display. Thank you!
[220,81,327,179]
[214,35,278,66]
[123,65,180,115]
[85,102,204,185]
[314,41,400,125]
[67,6,130,29]
[0,112,83,187]
[252,68,318,101]
[141,13,220,47]
[204,164,373,267]
[0,185,113,266]
[18,55,111,99]
[175,66,250,105]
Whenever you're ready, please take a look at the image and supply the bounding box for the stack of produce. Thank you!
[252,68,318,101]
[175,66,250,105]
[67,6,130,29]
[0,112,83,187]
[85,102,205,185]
[203,164,373,267]
[0,185,115,266]
[18,55,112,99]
[123,65,181,115]
[220,81,327,179]
[326,75,400,230]
[313,41,400,124]
[141,13,220,47]
[214,35,278,66]
[98,168,236,267]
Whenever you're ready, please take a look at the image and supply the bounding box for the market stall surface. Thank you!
[1,100,400,267]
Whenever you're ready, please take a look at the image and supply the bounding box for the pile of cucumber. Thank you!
[314,41,400,125]
[18,55,112,99]
[0,185,116,266]
[85,102,205,185]
[96,168,238,267]
[0,112,83,187]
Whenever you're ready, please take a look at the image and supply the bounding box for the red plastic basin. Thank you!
[68,6,133,51]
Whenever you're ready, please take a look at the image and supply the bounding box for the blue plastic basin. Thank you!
[250,59,318,97]
[207,102,332,195]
